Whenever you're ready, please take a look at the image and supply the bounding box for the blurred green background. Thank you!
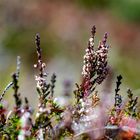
[0,0,140,105]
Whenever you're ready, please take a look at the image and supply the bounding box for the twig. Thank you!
[74,125,140,138]
[0,82,14,102]
[0,56,21,102]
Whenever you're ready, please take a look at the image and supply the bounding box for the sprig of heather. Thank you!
[34,33,51,139]
[12,56,22,116]
[82,26,109,96]
[75,25,109,101]
[0,56,20,102]
[114,75,123,109]
[81,26,96,97]
[107,75,123,126]
[35,33,44,78]
[34,33,50,107]
[12,73,22,110]
[95,33,109,84]
[126,89,138,117]
[0,56,22,139]
[34,34,63,139]
[82,25,96,79]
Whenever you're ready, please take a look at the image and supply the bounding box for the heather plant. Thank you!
[0,26,140,140]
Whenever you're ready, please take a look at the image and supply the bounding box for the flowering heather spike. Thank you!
[81,26,109,98]
[34,33,56,139]
[35,33,44,78]
[95,33,109,84]
[82,27,96,78]
[34,33,49,102]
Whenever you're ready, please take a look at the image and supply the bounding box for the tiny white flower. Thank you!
[89,37,93,42]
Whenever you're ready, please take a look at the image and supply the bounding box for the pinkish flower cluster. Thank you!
[82,27,109,84]
[82,26,96,79]
[95,33,109,84]
[81,26,109,97]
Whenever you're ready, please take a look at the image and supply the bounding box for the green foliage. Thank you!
[76,0,111,9]
[5,115,20,139]
[2,27,60,66]
[110,0,140,23]
[76,0,140,22]
[117,54,140,89]
[125,89,138,118]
